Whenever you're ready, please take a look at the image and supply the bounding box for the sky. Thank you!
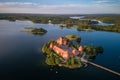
[0,0,120,14]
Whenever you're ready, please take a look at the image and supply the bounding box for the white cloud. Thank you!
[93,0,113,3]
[0,2,37,5]
[93,0,120,4]
[0,2,38,8]
[0,2,120,14]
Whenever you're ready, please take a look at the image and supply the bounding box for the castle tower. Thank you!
[72,49,78,56]
[56,37,62,45]
[50,43,54,49]
[79,46,83,52]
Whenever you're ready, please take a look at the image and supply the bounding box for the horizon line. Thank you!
[0,12,120,15]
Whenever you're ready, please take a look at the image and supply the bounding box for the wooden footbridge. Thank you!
[88,61,120,76]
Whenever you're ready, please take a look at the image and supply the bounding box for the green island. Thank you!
[22,27,47,35]
[42,35,103,69]
[65,34,81,42]
[59,25,65,29]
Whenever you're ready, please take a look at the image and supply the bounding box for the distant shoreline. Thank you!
[0,14,120,33]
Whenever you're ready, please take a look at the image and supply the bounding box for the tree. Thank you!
[71,56,75,65]
[77,57,82,66]
[45,54,56,65]
[42,43,47,53]
[55,57,59,65]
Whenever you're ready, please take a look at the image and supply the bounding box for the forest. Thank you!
[0,13,120,33]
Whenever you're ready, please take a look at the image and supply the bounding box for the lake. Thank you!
[0,20,120,80]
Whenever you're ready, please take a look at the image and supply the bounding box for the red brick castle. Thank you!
[50,37,83,59]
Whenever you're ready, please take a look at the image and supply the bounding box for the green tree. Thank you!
[77,57,82,67]
[55,57,60,65]
[71,56,75,65]
[42,43,47,53]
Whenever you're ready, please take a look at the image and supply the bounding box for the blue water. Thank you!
[0,20,120,80]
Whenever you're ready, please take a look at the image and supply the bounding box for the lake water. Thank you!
[0,20,120,80]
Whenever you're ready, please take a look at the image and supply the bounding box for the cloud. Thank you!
[0,2,120,14]
[0,2,38,8]
[93,0,120,4]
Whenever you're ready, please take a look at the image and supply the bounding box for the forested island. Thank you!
[0,13,120,33]
[42,35,103,68]
[21,27,47,35]
[65,34,81,43]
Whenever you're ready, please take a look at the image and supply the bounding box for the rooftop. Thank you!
[50,37,83,59]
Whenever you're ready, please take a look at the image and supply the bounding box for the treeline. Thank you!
[1,13,120,33]
[0,13,73,24]
[83,15,120,32]
[77,23,120,33]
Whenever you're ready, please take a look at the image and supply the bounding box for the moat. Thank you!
[0,20,120,80]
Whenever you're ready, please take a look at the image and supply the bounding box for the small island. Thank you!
[65,34,81,42]
[22,27,47,35]
[42,35,103,69]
